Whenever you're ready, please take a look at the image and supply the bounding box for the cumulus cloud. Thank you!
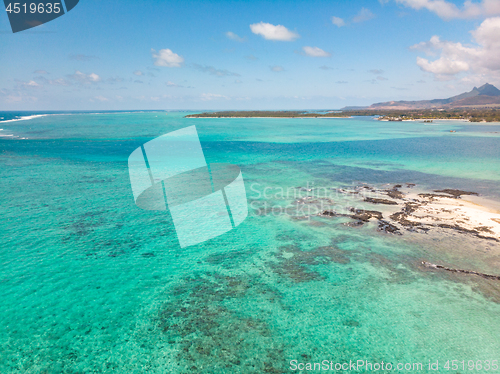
[133,70,144,76]
[353,8,376,23]
[151,48,184,67]
[331,16,346,27]
[250,22,299,41]
[270,65,285,72]
[416,55,470,75]
[226,31,245,42]
[16,80,40,89]
[410,17,500,80]
[68,71,101,83]
[395,0,500,20]
[302,46,331,57]
[192,64,240,77]
[245,55,258,61]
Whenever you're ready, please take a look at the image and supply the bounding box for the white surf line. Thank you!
[1,114,47,123]
[0,128,17,137]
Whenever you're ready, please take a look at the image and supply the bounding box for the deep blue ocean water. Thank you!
[1,111,500,373]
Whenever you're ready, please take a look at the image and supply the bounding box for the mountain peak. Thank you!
[477,83,500,96]
[365,83,500,110]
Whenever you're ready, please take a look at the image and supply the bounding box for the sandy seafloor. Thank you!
[1,111,500,373]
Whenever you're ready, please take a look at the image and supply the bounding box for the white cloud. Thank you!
[166,81,184,87]
[192,64,240,77]
[36,76,71,86]
[411,17,500,80]
[250,22,299,41]
[473,16,500,50]
[18,80,40,88]
[353,8,376,23]
[133,70,143,76]
[270,65,285,72]
[416,56,470,75]
[200,93,230,101]
[33,70,48,75]
[368,69,385,74]
[331,16,346,27]
[68,71,101,83]
[94,96,109,102]
[151,48,184,67]
[226,31,245,42]
[4,94,38,103]
[302,46,331,57]
[50,78,71,86]
[88,73,100,82]
[395,0,500,20]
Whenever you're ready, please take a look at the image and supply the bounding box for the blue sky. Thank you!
[1,0,499,110]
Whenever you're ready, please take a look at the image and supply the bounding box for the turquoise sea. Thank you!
[1,111,500,373]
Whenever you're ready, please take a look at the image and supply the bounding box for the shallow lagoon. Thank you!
[1,112,500,373]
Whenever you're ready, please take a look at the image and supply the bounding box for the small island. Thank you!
[185,84,500,122]
[185,111,350,118]
[185,108,500,122]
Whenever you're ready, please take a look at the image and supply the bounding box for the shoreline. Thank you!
[308,183,500,242]
[186,116,353,119]
[377,118,487,123]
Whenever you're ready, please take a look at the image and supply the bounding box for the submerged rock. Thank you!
[386,189,405,199]
[364,197,398,205]
[422,261,500,281]
[433,189,479,198]
[378,220,401,234]
[349,208,383,221]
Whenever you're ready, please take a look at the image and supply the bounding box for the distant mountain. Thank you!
[359,83,500,110]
